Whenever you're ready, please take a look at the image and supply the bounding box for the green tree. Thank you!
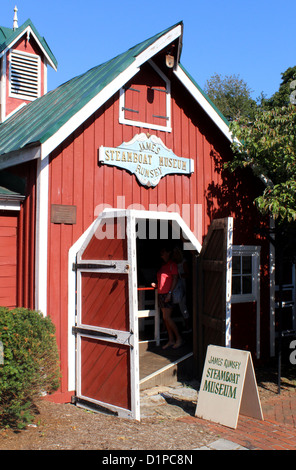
[229,94,296,392]
[263,66,296,109]
[229,104,296,223]
[204,73,258,122]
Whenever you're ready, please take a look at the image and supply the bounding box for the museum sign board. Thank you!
[99,133,194,187]
[195,345,263,429]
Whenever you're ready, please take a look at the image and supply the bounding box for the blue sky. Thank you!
[2,0,296,100]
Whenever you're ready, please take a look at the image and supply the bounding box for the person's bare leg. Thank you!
[162,308,175,348]
[162,308,181,349]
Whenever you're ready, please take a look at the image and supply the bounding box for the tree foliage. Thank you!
[229,104,296,223]
[0,308,60,429]
[263,66,296,109]
[204,72,257,122]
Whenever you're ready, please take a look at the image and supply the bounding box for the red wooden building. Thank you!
[0,14,292,419]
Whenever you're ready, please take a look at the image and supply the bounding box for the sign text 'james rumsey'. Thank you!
[99,133,194,187]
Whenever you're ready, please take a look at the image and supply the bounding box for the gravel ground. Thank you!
[0,366,295,450]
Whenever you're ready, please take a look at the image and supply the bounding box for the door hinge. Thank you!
[122,106,139,114]
[72,262,116,271]
[72,326,118,339]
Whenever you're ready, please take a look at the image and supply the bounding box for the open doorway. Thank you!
[135,218,196,389]
[71,209,201,419]
[70,211,232,419]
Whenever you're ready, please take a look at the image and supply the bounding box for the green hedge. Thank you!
[0,307,60,429]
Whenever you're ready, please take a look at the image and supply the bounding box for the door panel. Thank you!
[198,218,233,369]
[81,218,127,260]
[80,338,131,410]
[81,272,129,331]
[74,212,139,419]
[72,209,203,419]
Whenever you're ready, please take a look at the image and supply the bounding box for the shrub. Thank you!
[0,307,60,429]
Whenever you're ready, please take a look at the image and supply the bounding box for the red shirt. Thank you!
[157,261,178,294]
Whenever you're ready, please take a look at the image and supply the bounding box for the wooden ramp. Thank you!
[139,338,194,390]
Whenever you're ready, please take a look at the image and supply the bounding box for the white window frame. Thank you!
[119,60,172,132]
[9,49,41,101]
[231,245,260,304]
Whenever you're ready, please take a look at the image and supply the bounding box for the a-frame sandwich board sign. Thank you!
[195,345,263,429]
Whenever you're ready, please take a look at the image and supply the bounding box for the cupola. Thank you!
[0,6,57,122]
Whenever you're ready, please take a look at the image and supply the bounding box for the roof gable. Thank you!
[0,21,231,170]
[0,18,57,70]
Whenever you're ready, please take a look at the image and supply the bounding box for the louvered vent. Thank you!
[10,51,39,100]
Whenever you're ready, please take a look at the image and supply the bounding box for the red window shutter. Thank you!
[122,63,169,127]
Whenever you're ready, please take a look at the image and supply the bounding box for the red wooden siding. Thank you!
[47,55,269,394]
[0,211,18,308]
[0,161,36,310]
[10,161,36,309]
[17,162,36,309]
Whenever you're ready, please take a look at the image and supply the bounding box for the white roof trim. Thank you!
[0,201,21,210]
[0,25,57,71]
[41,65,141,158]
[174,65,232,142]
[41,25,183,159]
[2,24,233,168]
[0,145,41,170]
[134,24,182,68]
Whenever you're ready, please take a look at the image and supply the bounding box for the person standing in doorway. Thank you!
[173,246,191,333]
[152,247,182,349]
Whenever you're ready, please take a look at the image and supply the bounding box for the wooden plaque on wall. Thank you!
[51,204,77,225]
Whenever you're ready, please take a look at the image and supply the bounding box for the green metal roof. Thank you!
[0,186,22,198]
[0,21,230,164]
[0,19,57,70]
[0,22,182,158]
[0,26,14,44]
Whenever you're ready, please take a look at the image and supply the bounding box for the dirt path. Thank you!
[0,367,295,450]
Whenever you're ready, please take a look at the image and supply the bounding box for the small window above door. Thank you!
[119,60,171,132]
